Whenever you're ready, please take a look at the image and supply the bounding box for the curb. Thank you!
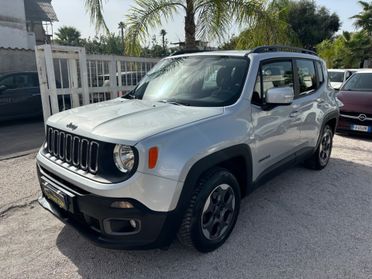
[0,148,39,161]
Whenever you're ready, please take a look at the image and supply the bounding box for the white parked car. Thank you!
[328,69,357,90]
[37,46,340,252]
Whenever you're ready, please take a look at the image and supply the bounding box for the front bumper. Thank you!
[336,114,372,135]
[37,166,178,250]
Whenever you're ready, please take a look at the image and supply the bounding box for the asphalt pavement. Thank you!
[1,135,372,278]
[0,118,45,159]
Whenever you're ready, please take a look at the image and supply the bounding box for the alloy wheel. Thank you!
[319,128,332,166]
[201,184,236,241]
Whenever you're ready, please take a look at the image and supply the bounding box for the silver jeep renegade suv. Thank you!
[37,46,339,252]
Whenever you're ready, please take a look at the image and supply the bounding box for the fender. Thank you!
[161,144,253,242]
[315,110,339,151]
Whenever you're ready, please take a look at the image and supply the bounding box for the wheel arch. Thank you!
[177,144,253,211]
[316,111,339,149]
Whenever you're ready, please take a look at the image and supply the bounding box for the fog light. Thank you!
[111,201,134,209]
[129,219,137,228]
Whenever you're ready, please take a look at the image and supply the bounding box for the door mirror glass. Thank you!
[266,87,294,105]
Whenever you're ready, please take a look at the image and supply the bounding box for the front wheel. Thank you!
[177,167,241,253]
[305,124,333,170]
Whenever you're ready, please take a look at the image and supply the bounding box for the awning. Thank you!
[24,0,59,22]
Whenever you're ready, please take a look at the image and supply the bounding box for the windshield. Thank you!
[342,73,372,91]
[328,71,344,83]
[125,55,249,107]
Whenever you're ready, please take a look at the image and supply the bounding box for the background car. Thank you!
[0,72,70,122]
[336,70,372,135]
[328,69,357,90]
[0,72,43,122]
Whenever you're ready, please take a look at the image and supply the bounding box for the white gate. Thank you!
[35,45,159,121]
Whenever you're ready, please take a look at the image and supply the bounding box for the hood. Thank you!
[47,99,224,145]
[337,90,372,114]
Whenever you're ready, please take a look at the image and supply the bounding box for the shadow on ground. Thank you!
[336,131,372,142]
[56,158,372,278]
[0,117,44,158]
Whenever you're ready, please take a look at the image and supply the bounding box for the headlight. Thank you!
[113,145,136,173]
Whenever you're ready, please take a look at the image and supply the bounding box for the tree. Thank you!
[81,34,123,55]
[160,29,167,52]
[351,1,372,35]
[141,34,170,57]
[118,22,126,54]
[283,0,340,49]
[85,0,267,51]
[221,0,300,49]
[317,32,372,68]
[54,26,82,46]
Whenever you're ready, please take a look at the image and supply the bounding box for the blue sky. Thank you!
[53,0,362,46]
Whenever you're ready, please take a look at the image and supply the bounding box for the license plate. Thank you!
[351,124,370,132]
[42,182,68,210]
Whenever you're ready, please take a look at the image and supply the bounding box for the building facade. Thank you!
[0,0,57,50]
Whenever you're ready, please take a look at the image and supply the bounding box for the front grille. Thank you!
[341,111,372,118]
[46,127,99,174]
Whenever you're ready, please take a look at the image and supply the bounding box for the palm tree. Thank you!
[118,21,126,54]
[351,1,372,35]
[54,26,82,46]
[85,0,266,50]
[160,29,167,51]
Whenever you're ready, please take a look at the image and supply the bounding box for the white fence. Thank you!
[35,45,159,120]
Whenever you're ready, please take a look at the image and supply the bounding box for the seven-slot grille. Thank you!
[46,127,99,174]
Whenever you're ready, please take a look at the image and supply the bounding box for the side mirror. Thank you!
[266,87,294,105]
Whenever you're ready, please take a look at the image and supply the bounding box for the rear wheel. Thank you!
[305,124,333,170]
[177,167,241,253]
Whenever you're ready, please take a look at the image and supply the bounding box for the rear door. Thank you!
[293,59,325,148]
[251,59,302,176]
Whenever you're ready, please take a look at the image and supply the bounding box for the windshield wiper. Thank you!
[158,99,190,106]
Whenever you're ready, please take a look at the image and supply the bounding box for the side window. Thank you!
[296,59,317,94]
[315,61,324,84]
[0,75,15,89]
[13,74,35,89]
[30,74,40,87]
[252,60,294,105]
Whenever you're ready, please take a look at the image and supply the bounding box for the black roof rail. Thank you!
[170,49,212,56]
[250,45,318,56]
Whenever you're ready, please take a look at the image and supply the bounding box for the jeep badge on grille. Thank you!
[66,122,78,131]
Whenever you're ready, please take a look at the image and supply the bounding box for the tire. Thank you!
[305,124,333,170]
[177,167,241,253]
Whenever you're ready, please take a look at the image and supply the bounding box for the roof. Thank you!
[355,69,372,73]
[169,50,321,60]
[24,0,58,22]
[169,46,320,59]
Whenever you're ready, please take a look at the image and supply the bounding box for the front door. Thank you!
[251,59,302,180]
